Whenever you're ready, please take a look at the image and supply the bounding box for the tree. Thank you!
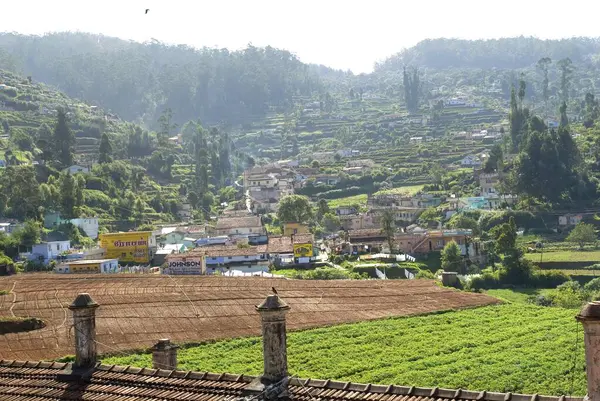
[98,133,113,163]
[446,214,480,236]
[14,220,42,248]
[380,210,396,253]
[59,172,78,219]
[536,57,552,107]
[277,195,313,224]
[157,108,177,147]
[493,216,517,254]
[557,58,574,104]
[403,66,420,113]
[2,166,41,219]
[311,160,320,168]
[441,241,463,273]
[566,222,597,250]
[53,109,75,168]
[484,144,503,173]
[418,207,441,228]
[322,213,341,233]
[317,199,330,219]
[584,93,600,128]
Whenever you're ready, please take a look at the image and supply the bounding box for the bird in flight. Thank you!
[272,287,278,295]
[145,9,150,14]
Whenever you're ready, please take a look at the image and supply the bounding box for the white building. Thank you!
[63,165,89,174]
[69,217,99,239]
[29,241,71,263]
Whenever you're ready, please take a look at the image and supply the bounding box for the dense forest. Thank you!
[0,32,322,127]
[376,37,600,70]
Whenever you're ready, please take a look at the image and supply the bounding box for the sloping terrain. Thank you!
[0,274,498,360]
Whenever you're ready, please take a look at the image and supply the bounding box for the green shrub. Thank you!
[530,270,570,288]
[466,271,500,291]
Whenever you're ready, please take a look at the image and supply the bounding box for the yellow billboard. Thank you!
[293,243,313,258]
[99,232,152,263]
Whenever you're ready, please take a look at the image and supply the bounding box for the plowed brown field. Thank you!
[0,274,499,360]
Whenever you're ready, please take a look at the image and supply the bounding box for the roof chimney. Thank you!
[151,339,179,370]
[256,294,290,383]
[68,293,99,369]
[577,302,600,401]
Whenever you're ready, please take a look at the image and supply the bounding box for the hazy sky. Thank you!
[3,0,599,73]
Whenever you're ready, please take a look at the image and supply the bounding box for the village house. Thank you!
[63,164,90,174]
[28,240,71,263]
[44,213,100,239]
[460,155,482,168]
[314,174,340,186]
[283,222,310,236]
[3,291,599,401]
[215,215,265,237]
[336,206,358,216]
[479,172,499,194]
[54,258,120,274]
[559,214,583,227]
[339,213,377,231]
[267,233,316,264]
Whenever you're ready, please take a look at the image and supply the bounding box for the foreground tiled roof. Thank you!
[0,360,584,401]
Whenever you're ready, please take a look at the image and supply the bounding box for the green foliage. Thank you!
[380,210,396,253]
[13,220,42,248]
[446,214,479,236]
[493,216,517,254]
[105,304,587,396]
[0,34,321,126]
[98,133,112,164]
[441,241,463,273]
[276,195,313,224]
[566,223,597,250]
[418,207,442,228]
[321,213,341,233]
[53,109,75,169]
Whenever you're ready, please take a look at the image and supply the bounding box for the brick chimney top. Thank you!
[69,293,99,310]
[256,295,289,311]
[577,301,600,322]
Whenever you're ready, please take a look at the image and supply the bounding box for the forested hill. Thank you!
[0,32,322,127]
[376,37,600,71]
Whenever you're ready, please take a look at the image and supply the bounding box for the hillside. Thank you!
[376,37,600,70]
[0,32,322,127]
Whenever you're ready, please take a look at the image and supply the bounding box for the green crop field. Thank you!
[327,194,368,208]
[524,250,600,263]
[104,303,586,396]
[373,184,425,196]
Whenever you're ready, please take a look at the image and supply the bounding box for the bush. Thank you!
[415,269,435,279]
[585,277,600,292]
[530,270,570,288]
[466,271,501,291]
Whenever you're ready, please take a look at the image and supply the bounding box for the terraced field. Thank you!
[0,274,498,360]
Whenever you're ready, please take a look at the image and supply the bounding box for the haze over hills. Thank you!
[2,33,600,128]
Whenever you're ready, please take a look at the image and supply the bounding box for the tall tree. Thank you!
[53,109,75,168]
[157,108,177,147]
[557,58,574,104]
[59,172,78,219]
[441,241,463,274]
[566,222,596,250]
[276,195,313,224]
[98,133,113,164]
[380,210,396,253]
[536,57,551,107]
[584,93,600,128]
[2,166,40,219]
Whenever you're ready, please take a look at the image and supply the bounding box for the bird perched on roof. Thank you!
[272,287,278,295]
[145,9,150,14]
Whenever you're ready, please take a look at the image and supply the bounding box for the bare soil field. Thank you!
[0,274,499,360]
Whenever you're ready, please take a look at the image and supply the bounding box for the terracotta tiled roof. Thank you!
[267,234,314,254]
[0,360,583,401]
[184,245,268,257]
[216,215,263,230]
[348,229,386,238]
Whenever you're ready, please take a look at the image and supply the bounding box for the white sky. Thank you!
[2,0,600,73]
